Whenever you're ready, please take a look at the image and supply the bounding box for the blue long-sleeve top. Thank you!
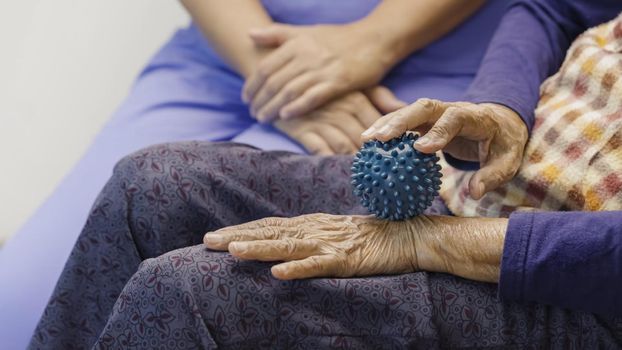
[460,0,622,317]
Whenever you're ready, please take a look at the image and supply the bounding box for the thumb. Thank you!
[249,24,294,47]
[467,151,518,200]
[365,86,407,114]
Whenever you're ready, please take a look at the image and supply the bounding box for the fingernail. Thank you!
[415,136,430,146]
[204,234,223,246]
[271,265,285,277]
[361,128,374,137]
[377,125,391,135]
[257,112,267,122]
[242,93,249,104]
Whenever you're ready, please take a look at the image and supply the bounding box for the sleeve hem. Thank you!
[498,211,534,303]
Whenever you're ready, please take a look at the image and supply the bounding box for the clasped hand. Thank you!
[243,23,390,122]
[274,87,404,155]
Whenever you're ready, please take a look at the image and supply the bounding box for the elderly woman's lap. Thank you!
[97,244,620,350]
[30,141,622,349]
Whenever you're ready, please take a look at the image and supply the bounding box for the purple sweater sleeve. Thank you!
[446,0,622,170]
[463,0,622,132]
[500,211,622,316]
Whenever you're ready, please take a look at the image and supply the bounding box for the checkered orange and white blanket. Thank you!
[439,13,622,217]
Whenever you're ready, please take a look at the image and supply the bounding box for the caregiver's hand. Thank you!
[242,24,391,122]
[275,87,405,155]
[204,213,507,282]
[362,99,529,199]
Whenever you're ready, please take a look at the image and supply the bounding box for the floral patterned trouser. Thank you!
[29,142,622,350]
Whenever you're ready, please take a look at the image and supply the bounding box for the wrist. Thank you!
[344,20,400,76]
[412,216,508,283]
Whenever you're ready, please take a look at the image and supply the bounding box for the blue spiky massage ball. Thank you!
[351,133,442,220]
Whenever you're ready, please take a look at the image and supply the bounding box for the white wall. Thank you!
[0,1,189,245]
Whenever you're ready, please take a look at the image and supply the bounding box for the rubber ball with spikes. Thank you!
[351,133,442,220]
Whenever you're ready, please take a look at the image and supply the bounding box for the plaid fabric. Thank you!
[440,13,622,217]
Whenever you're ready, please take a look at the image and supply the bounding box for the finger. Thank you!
[204,227,284,251]
[254,71,318,122]
[365,86,407,114]
[217,217,298,233]
[416,106,497,153]
[271,254,343,280]
[316,124,359,155]
[361,98,447,142]
[204,217,297,249]
[205,224,308,251]
[229,238,321,261]
[351,94,382,129]
[280,82,341,119]
[249,24,294,47]
[468,150,520,200]
[297,132,335,155]
[413,107,470,153]
[329,113,366,148]
[243,46,295,103]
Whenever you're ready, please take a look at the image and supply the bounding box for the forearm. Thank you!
[180,0,273,78]
[352,0,485,72]
[413,215,507,283]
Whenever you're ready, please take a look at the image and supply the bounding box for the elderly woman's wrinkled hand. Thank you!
[242,23,390,122]
[204,214,506,282]
[204,213,430,280]
[362,99,529,199]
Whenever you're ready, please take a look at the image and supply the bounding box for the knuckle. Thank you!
[479,105,495,118]
[307,145,323,155]
[444,106,461,117]
[308,256,324,272]
[264,81,278,96]
[282,238,298,256]
[334,256,349,277]
[256,217,272,226]
[332,140,352,154]
[264,227,283,240]
[282,87,298,101]
[350,92,366,104]
[476,107,500,129]
[416,98,441,113]
[428,126,449,140]
[507,162,521,178]
[490,171,508,186]
[256,66,269,80]
[258,217,281,228]
[306,93,320,107]
[385,115,408,130]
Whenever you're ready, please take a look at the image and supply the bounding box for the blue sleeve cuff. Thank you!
[498,211,534,304]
